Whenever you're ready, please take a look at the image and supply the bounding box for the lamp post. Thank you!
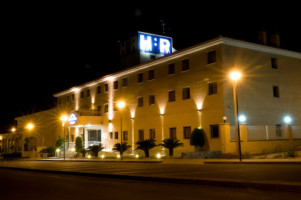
[26,123,34,158]
[229,71,242,161]
[60,115,68,161]
[117,101,126,161]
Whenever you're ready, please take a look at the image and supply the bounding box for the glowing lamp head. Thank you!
[11,127,16,132]
[156,153,161,159]
[117,101,126,109]
[229,71,242,81]
[135,154,139,158]
[60,115,68,122]
[26,123,34,130]
[284,116,292,124]
[56,148,60,153]
[238,115,247,123]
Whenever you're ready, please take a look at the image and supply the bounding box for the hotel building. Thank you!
[3,34,301,157]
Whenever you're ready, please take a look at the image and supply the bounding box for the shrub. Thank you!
[112,142,131,155]
[190,128,205,151]
[87,144,104,157]
[136,139,156,157]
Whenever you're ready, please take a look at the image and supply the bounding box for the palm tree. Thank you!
[112,142,131,155]
[160,138,183,157]
[136,139,156,157]
[87,144,104,157]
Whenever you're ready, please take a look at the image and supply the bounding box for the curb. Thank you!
[35,159,162,163]
[0,166,300,193]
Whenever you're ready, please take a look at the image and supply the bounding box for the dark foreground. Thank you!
[0,168,299,200]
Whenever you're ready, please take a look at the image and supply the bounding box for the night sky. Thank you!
[1,2,300,132]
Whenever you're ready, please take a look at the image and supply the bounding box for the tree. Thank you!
[160,138,183,157]
[75,136,83,153]
[87,144,104,157]
[55,137,66,151]
[190,128,205,151]
[136,139,156,157]
[112,142,131,155]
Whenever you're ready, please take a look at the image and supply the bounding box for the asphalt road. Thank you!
[0,160,301,184]
[0,168,300,200]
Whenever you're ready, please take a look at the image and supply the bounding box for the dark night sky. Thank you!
[1,2,300,132]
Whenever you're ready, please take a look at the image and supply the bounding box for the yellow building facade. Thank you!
[5,36,301,158]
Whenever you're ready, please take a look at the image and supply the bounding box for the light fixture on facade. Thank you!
[11,127,16,133]
[283,116,292,124]
[223,116,227,123]
[156,153,161,159]
[238,115,246,123]
[197,109,202,112]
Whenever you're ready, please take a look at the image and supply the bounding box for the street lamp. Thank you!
[60,114,68,161]
[26,123,34,158]
[11,127,16,133]
[229,71,242,161]
[117,101,126,161]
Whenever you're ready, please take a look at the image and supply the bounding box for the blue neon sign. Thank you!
[138,32,172,55]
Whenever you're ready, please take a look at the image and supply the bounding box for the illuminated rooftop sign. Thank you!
[69,113,78,125]
[138,32,172,55]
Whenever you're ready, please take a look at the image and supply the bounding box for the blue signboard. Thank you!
[138,32,173,55]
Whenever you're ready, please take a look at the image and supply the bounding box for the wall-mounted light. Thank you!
[238,115,247,123]
[197,109,202,112]
[283,116,292,124]
[131,117,135,120]
[223,116,227,123]
[109,120,112,123]
[160,113,164,117]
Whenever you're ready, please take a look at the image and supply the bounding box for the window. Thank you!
[71,134,74,142]
[138,73,143,83]
[88,130,101,141]
[149,129,155,139]
[138,97,143,107]
[122,78,128,87]
[87,89,90,97]
[168,63,175,75]
[114,132,118,139]
[208,82,217,95]
[271,58,278,69]
[138,130,144,141]
[104,104,108,113]
[97,86,101,94]
[66,95,70,102]
[150,55,156,60]
[182,59,189,71]
[149,95,155,105]
[168,90,176,102]
[104,84,109,92]
[109,132,113,140]
[273,86,279,97]
[80,91,84,98]
[71,94,75,101]
[169,127,177,139]
[58,98,61,104]
[276,124,282,137]
[123,131,128,141]
[148,70,155,80]
[210,125,219,138]
[183,126,191,139]
[97,105,101,112]
[207,50,216,64]
[182,87,190,100]
[114,81,118,90]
